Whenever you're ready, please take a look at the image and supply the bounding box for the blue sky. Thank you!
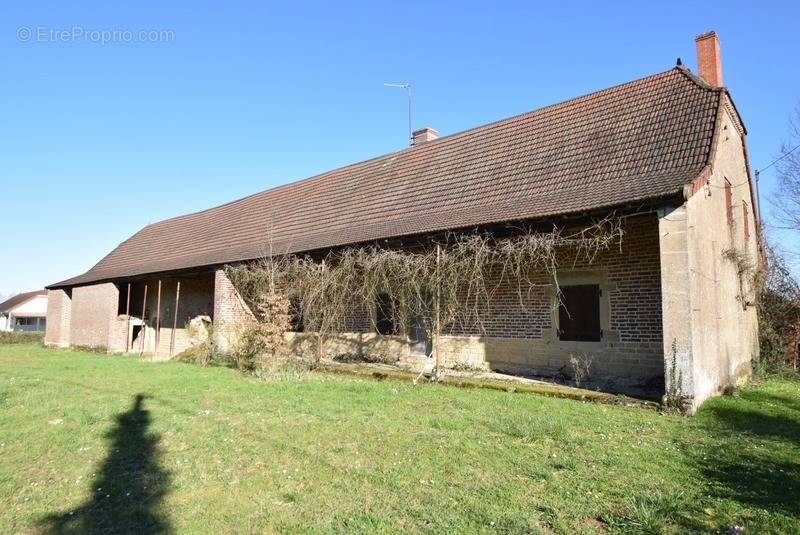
[1,1,799,295]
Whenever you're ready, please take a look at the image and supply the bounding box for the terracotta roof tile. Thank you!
[52,66,723,288]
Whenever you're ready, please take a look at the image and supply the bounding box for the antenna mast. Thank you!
[384,83,413,145]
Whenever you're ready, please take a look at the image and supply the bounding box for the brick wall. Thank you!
[428,214,664,389]
[443,215,662,343]
[213,268,255,353]
[45,289,72,347]
[204,216,664,390]
[55,216,663,393]
[207,215,664,391]
[69,283,118,349]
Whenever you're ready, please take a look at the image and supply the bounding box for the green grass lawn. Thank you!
[1,345,798,534]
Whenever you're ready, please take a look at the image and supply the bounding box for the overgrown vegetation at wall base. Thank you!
[0,331,43,344]
[1,345,799,533]
[756,247,800,370]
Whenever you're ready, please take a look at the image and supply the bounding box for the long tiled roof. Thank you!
[52,66,725,288]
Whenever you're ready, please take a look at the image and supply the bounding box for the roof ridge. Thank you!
[674,64,723,93]
[417,67,683,146]
[140,67,683,231]
[51,64,723,288]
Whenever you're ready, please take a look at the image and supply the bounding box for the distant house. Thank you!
[0,290,48,332]
[45,31,759,410]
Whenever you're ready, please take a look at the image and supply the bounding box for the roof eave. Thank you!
[47,194,684,290]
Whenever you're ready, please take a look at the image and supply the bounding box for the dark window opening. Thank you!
[289,296,304,332]
[558,284,602,342]
[376,293,397,335]
[132,325,143,344]
[117,283,130,315]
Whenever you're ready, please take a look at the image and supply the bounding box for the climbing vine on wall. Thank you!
[225,216,624,364]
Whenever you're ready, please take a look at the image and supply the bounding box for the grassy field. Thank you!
[0,345,798,534]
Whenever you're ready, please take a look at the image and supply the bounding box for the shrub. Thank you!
[567,354,593,388]
[0,331,44,345]
[174,316,223,366]
[449,361,485,372]
[663,338,688,413]
[333,352,398,365]
[227,290,295,373]
[754,247,800,370]
[71,345,108,353]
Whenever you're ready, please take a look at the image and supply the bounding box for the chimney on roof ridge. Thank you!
[695,31,723,87]
[412,127,438,145]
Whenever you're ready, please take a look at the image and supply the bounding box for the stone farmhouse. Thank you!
[46,32,759,409]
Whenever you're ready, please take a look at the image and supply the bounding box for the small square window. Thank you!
[558,284,601,342]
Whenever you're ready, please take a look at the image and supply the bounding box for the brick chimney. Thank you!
[695,31,723,87]
[412,127,438,145]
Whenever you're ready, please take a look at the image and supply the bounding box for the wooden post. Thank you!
[317,260,326,363]
[139,284,148,355]
[154,280,162,357]
[170,281,181,357]
[125,282,131,352]
[434,243,441,375]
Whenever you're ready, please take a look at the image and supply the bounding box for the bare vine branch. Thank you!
[225,216,624,362]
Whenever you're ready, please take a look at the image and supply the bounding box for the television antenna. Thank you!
[384,83,413,145]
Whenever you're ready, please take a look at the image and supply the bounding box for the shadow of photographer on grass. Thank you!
[40,393,172,535]
[698,397,800,518]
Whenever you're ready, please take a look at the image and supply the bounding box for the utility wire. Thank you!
[756,142,800,175]
[702,142,800,190]
[752,142,800,214]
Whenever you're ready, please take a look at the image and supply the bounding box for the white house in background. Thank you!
[0,290,48,332]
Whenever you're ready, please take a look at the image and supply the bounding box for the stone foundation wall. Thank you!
[282,332,410,361]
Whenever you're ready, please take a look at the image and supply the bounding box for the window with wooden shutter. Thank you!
[724,178,733,225]
[376,293,397,335]
[558,284,602,342]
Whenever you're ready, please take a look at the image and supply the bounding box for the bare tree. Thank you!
[773,105,800,238]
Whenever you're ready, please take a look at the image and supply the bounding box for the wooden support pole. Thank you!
[139,284,148,355]
[317,260,326,363]
[125,282,131,353]
[154,280,162,357]
[434,243,441,375]
[170,281,181,357]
